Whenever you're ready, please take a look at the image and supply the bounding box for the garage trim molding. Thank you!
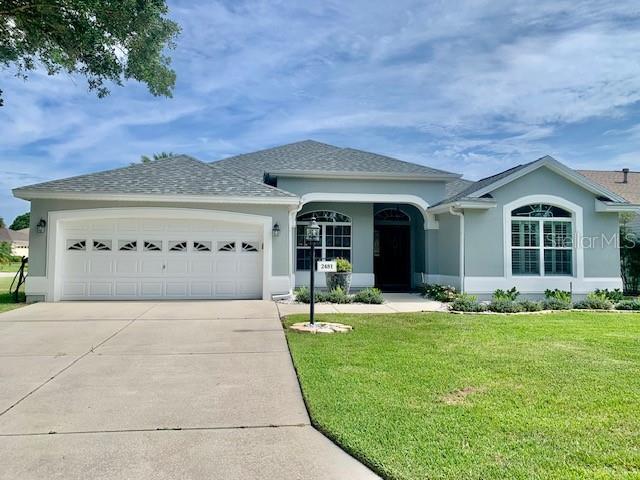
[45,207,274,301]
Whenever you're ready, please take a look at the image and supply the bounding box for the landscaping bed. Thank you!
[285,311,640,479]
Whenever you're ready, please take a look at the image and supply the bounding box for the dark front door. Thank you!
[374,225,411,291]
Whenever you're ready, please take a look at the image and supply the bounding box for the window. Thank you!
[118,240,137,251]
[510,203,573,276]
[92,240,112,251]
[241,242,259,252]
[169,241,187,252]
[193,241,211,252]
[218,241,236,252]
[67,240,86,251]
[296,211,352,270]
[143,241,162,252]
[374,208,410,222]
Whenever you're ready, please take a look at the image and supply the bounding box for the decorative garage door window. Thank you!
[511,204,573,276]
[296,210,351,270]
[169,241,188,252]
[218,241,236,252]
[67,240,86,251]
[118,240,137,251]
[92,240,112,251]
[144,240,162,252]
[242,242,259,252]
[193,241,212,252]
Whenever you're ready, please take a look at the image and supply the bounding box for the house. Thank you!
[0,227,29,257]
[579,168,640,236]
[12,140,639,302]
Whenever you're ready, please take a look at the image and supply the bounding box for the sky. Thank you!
[2,0,640,223]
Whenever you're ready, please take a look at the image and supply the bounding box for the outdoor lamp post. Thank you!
[304,216,321,325]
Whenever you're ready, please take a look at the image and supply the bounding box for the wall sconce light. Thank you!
[272,222,281,237]
[36,218,47,234]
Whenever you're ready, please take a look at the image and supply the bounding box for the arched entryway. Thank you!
[374,207,412,291]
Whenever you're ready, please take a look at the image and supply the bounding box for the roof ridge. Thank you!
[339,146,458,176]
[215,139,339,162]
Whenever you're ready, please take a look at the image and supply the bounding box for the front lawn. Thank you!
[285,312,640,479]
[0,262,23,272]
[0,276,26,313]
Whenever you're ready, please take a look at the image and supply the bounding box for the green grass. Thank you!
[285,312,640,479]
[0,262,22,272]
[0,276,25,313]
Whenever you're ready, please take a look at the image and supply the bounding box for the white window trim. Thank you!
[295,211,352,271]
[503,195,584,280]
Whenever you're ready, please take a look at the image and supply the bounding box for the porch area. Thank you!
[293,202,430,292]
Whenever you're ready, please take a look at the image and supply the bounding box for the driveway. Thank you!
[0,301,377,480]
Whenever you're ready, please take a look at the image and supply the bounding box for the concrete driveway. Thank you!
[0,301,377,480]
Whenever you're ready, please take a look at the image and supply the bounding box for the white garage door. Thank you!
[59,217,263,300]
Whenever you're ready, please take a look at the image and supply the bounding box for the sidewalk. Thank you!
[277,292,447,317]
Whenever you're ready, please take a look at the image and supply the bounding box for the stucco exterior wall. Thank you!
[463,166,621,279]
[278,177,447,205]
[28,199,292,278]
[433,212,460,277]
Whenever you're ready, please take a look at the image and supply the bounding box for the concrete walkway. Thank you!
[0,301,378,479]
[277,292,447,317]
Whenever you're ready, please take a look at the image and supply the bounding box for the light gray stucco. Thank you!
[278,177,447,205]
[28,199,292,278]
[463,166,621,278]
[432,212,460,277]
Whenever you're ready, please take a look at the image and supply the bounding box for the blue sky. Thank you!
[2,0,640,223]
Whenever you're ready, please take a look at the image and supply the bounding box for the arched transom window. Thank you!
[296,211,352,270]
[511,203,573,276]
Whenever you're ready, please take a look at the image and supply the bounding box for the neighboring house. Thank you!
[579,168,640,236]
[12,140,639,302]
[0,227,29,257]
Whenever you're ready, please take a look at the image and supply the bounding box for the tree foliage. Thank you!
[0,0,180,103]
[0,241,12,263]
[0,217,5,228]
[140,151,176,163]
[9,212,29,230]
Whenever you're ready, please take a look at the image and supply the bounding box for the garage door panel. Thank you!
[62,282,87,298]
[115,282,138,297]
[140,282,163,297]
[166,282,188,296]
[166,259,189,274]
[140,259,164,275]
[115,259,139,274]
[190,282,212,296]
[60,217,264,300]
[89,282,113,297]
[89,257,113,274]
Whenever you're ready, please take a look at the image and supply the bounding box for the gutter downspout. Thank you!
[449,206,465,293]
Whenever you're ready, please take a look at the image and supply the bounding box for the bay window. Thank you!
[511,203,573,276]
[296,211,351,270]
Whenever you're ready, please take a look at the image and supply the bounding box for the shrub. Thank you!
[325,286,353,304]
[615,299,640,310]
[353,288,384,304]
[488,299,523,313]
[594,288,625,302]
[545,289,572,303]
[450,293,486,312]
[493,287,519,302]
[0,241,12,264]
[335,258,352,273]
[295,287,328,304]
[518,299,543,312]
[542,298,572,310]
[573,292,613,310]
[422,284,457,302]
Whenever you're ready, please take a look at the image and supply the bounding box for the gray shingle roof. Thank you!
[212,140,459,180]
[14,155,296,199]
